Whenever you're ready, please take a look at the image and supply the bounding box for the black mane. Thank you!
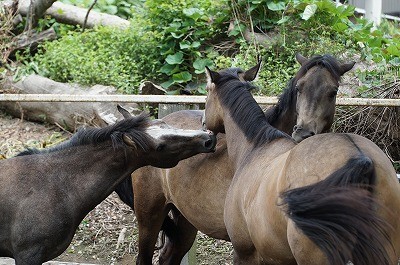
[16,113,153,156]
[265,54,342,125]
[215,68,290,148]
[295,54,343,81]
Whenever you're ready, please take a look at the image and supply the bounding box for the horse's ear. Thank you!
[295,53,308,66]
[205,66,220,84]
[339,61,356,76]
[243,56,262,82]
[122,134,137,149]
[117,105,132,119]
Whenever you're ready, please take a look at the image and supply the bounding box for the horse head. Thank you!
[117,105,217,168]
[292,53,355,142]
[202,58,262,135]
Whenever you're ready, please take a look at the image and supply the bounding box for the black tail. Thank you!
[114,176,178,245]
[281,156,393,265]
[114,176,134,209]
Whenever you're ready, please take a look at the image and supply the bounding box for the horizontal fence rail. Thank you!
[1,94,400,106]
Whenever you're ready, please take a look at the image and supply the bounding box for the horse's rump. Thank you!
[281,156,393,265]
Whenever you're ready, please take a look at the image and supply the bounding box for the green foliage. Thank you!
[140,0,230,92]
[60,0,144,19]
[21,26,162,93]
[229,0,399,95]
[17,0,230,94]
[13,0,399,97]
[394,162,400,173]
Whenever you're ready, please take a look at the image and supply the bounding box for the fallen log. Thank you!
[8,28,57,58]
[18,0,130,29]
[0,75,139,131]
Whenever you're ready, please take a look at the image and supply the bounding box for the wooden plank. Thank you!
[1,94,400,107]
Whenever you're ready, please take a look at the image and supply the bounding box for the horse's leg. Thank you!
[159,209,198,265]
[287,221,329,265]
[14,247,43,265]
[232,249,261,265]
[133,168,169,265]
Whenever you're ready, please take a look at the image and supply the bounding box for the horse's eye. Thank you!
[329,91,338,99]
[156,144,165,152]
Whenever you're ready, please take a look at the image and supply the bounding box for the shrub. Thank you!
[27,26,163,94]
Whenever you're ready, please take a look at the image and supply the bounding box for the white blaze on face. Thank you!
[145,125,206,141]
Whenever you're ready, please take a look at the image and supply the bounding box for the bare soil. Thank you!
[0,110,233,265]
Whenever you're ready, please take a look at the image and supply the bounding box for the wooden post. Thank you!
[157,102,200,265]
[365,0,382,27]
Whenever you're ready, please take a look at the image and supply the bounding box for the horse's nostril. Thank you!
[204,139,213,149]
[310,131,315,136]
[293,125,302,132]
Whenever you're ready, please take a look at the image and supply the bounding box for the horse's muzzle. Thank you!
[292,125,315,143]
[204,130,217,152]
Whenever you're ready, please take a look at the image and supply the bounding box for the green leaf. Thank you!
[389,57,400,66]
[179,41,191,49]
[191,41,201,48]
[183,8,203,20]
[160,63,178,75]
[267,1,286,11]
[166,89,181,95]
[165,52,184,65]
[277,16,290,24]
[193,58,213,74]
[160,79,175,89]
[172,71,192,83]
[332,22,348,33]
[386,44,400,56]
[171,32,184,38]
[301,4,317,21]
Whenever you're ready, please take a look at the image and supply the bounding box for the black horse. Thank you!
[0,106,216,265]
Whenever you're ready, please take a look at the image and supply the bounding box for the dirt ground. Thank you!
[0,110,233,265]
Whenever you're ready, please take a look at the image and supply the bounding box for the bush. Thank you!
[18,0,231,94]
[25,26,163,94]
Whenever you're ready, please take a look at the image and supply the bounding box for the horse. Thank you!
[114,54,356,264]
[202,62,400,264]
[0,106,217,265]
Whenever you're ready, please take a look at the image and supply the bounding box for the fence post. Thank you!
[365,0,382,27]
[157,102,200,265]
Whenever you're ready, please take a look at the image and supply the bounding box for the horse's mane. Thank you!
[295,54,342,82]
[215,68,290,148]
[265,54,342,125]
[16,113,153,156]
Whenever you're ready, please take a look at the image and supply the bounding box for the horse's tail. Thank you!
[114,176,177,247]
[114,176,134,210]
[280,156,393,265]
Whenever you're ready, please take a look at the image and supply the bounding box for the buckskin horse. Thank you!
[0,107,216,265]
[115,54,356,264]
[202,63,400,264]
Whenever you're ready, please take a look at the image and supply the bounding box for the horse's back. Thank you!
[162,110,204,129]
[285,132,400,263]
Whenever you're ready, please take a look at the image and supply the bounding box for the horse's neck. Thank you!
[56,144,140,215]
[267,105,297,135]
[265,89,297,135]
[223,114,256,170]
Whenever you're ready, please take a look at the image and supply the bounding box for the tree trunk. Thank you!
[0,75,139,131]
[18,0,130,29]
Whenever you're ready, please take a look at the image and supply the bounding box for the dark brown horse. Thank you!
[115,54,356,264]
[202,63,400,264]
[0,107,216,265]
